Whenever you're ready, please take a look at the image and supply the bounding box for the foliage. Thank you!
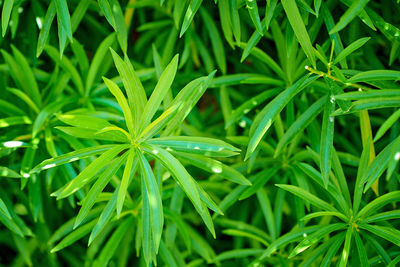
[0,0,400,266]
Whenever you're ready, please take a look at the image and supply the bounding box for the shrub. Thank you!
[0,0,400,266]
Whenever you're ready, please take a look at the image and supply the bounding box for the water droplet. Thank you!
[43,163,56,170]
[152,149,158,154]
[3,141,24,148]
[211,165,222,173]
[395,152,400,161]
[330,96,335,103]
[22,173,30,178]
[329,116,334,123]
[239,120,246,128]
[194,146,200,150]
[69,157,79,162]
[36,17,43,30]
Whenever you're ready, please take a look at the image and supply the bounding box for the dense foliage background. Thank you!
[1,0,400,266]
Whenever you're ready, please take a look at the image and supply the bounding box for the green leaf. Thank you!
[32,97,77,138]
[54,0,72,40]
[31,145,114,173]
[218,218,271,245]
[2,47,42,107]
[214,249,264,262]
[0,99,25,116]
[159,240,179,267]
[138,150,164,252]
[300,211,348,222]
[289,223,346,258]
[363,136,400,191]
[245,0,263,35]
[110,48,147,134]
[209,73,283,87]
[0,116,32,128]
[51,220,96,253]
[240,45,285,78]
[226,89,280,129]
[259,225,322,259]
[365,210,400,223]
[320,97,335,188]
[103,77,135,138]
[57,114,113,130]
[174,151,251,185]
[70,0,91,33]
[0,198,11,219]
[12,234,32,266]
[218,0,234,48]
[359,223,400,247]
[361,233,391,265]
[281,0,316,67]
[256,188,276,240]
[45,45,84,94]
[173,0,187,29]
[374,108,400,142]
[85,33,116,93]
[139,54,179,132]
[246,75,317,160]
[97,0,116,29]
[49,207,102,245]
[2,0,14,37]
[333,97,400,115]
[0,166,21,178]
[335,89,400,100]
[56,126,129,142]
[54,144,130,199]
[388,256,400,267]
[138,104,179,141]
[6,88,40,114]
[329,0,370,34]
[73,154,127,229]
[354,230,369,267]
[199,8,226,74]
[223,229,269,246]
[357,191,400,219]
[333,37,370,64]
[239,167,280,200]
[116,149,135,217]
[180,0,203,37]
[276,184,339,212]
[338,226,353,267]
[93,216,134,267]
[353,139,370,214]
[89,188,119,245]
[229,0,241,43]
[347,70,400,82]
[146,136,240,157]
[297,161,349,214]
[141,143,215,237]
[107,0,127,53]
[141,163,154,266]
[320,232,346,266]
[56,8,68,56]
[275,96,326,156]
